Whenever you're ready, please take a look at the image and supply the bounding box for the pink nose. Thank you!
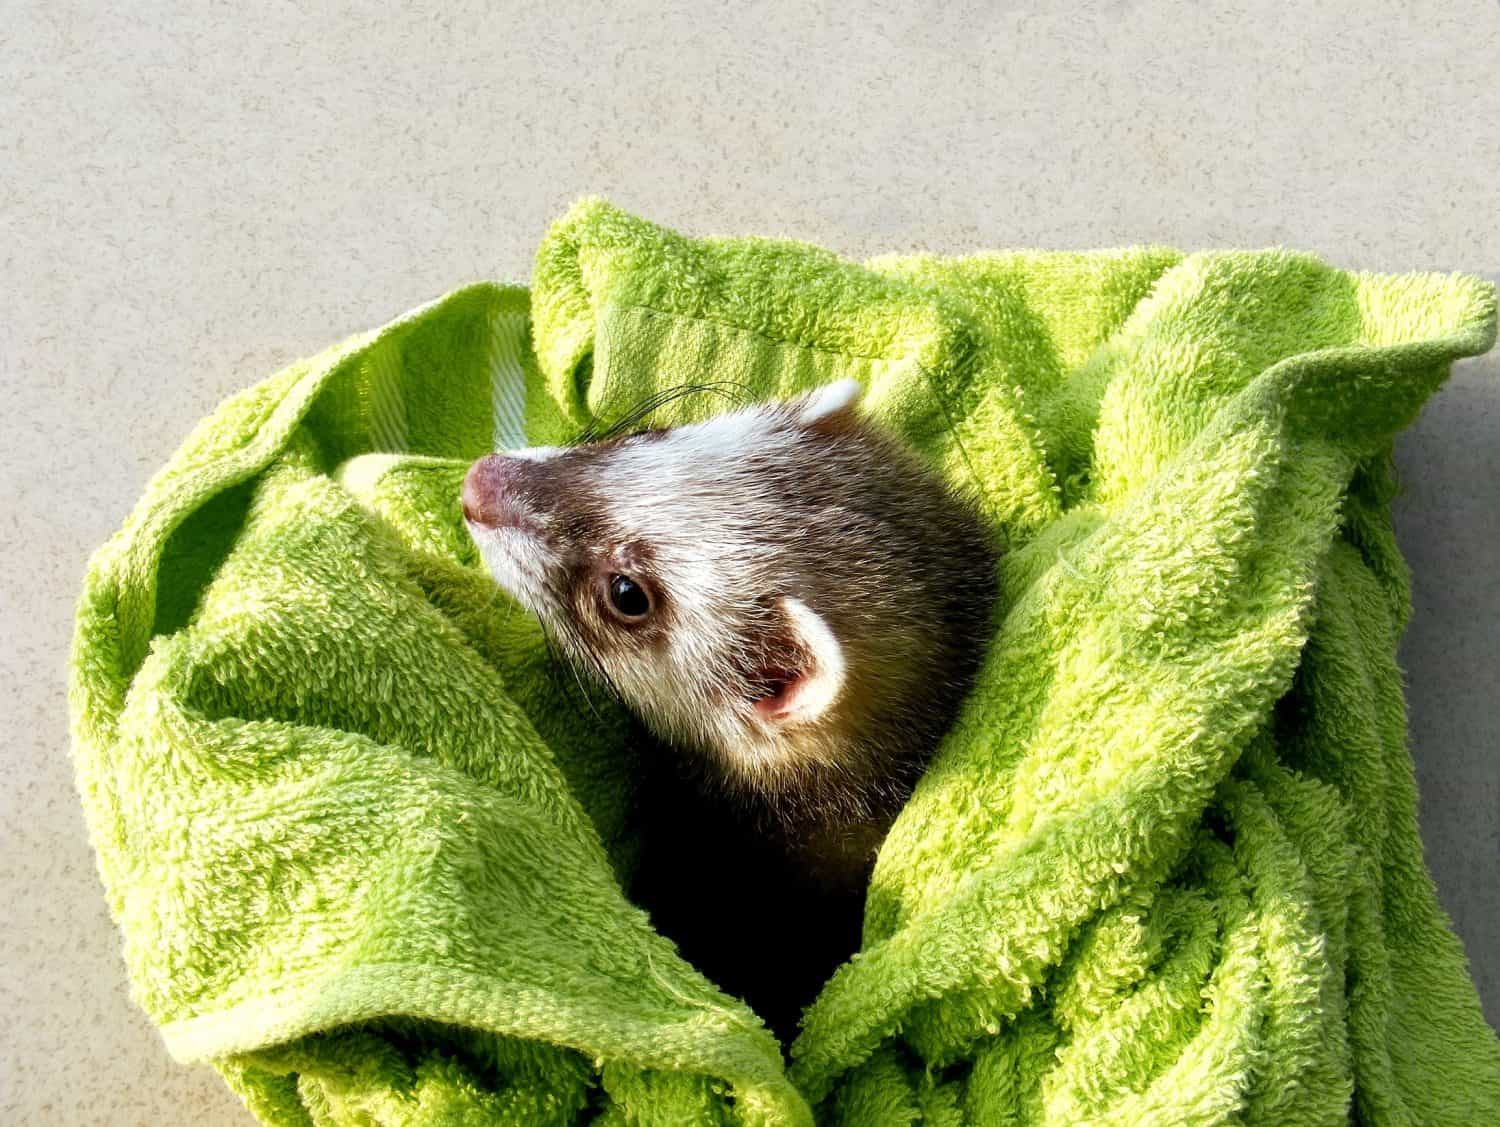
[462,454,519,527]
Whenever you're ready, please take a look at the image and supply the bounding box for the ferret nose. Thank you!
[462,454,521,528]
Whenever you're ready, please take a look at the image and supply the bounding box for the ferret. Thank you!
[463,379,999,1036]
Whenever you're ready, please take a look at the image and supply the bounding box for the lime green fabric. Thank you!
[71,199,1499,1124]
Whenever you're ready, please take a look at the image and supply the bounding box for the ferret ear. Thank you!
[751,597,846,727]
[795,378,864,431]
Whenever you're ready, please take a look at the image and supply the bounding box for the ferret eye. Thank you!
[607,574,651,620]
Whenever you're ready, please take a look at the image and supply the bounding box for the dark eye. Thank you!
[607,573,651,620]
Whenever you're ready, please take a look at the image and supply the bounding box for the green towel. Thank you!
[71,198,1500,1124]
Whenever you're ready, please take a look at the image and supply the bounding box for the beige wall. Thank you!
[5,2,1497,1121]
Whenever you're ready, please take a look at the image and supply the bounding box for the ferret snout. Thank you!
[463,454,539,530]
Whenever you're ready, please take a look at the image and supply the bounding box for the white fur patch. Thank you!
[603,410,801,543]
[509,444,564,462]
[797,378,864,425]
[468,523,558,622]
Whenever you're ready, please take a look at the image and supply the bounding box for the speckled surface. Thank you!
[4,2,1497,1122]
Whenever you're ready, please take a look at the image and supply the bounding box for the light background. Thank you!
[4,3,1497,1122]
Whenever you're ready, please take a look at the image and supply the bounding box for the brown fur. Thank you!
[465,385,1000,1038]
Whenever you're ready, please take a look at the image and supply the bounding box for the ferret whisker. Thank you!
[575,638,626,706]
[565,654,606,724]
[551,614,628,721]
[540,622,606,721]
[469,579,510,625]
[576,381,753,444]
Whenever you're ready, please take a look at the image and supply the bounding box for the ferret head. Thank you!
[463,380,997,816]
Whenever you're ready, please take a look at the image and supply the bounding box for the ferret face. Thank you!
[463,379,998,804]
[463,383,866,781]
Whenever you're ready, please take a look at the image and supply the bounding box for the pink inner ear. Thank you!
[752,667,806,722]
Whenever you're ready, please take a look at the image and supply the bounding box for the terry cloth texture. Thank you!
[72,198,1499,1124]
